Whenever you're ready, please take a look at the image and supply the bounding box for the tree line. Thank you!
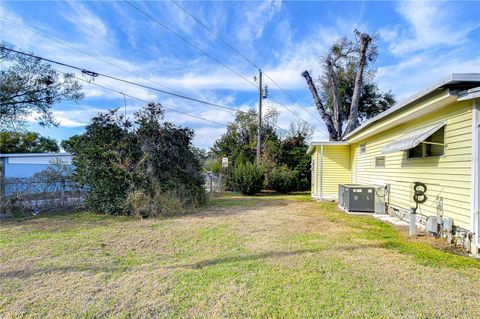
[0,30,395,213]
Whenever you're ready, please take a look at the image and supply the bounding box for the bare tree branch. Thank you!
[342,31,372,138]
[301,70,338,140]
[326,56,342,136]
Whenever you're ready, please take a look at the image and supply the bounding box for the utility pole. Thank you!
[256,69,263,166]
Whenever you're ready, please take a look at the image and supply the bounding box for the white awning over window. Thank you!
[382,122,445,154]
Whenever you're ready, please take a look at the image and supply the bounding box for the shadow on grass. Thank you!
[0,265,114,279]
[165,243,384,270]
[315,202,480,269]
[207,191,310,209]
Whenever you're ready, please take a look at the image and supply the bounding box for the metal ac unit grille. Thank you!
[338,184,385,214]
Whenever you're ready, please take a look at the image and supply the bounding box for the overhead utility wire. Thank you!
[65,71,227,127]
[0,17,183,96]
[125,0,257,88]
[1,46,286,131]
[124,0,312,126]
[0,47,239,113]
[170,0,258,70]
[76,74,286,132]
[0,17,252,127]
[169,0,322,124]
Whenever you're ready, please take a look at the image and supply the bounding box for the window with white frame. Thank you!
[407,126,445,159]
[375,156,385,168]
[359,143,366,155]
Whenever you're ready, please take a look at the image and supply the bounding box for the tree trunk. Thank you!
[342,32,372,138]
[301,71,339,140]
[326,57,342,136]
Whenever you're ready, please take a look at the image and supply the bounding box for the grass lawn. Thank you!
[1,192,480,318]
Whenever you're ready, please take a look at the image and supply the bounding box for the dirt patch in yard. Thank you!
[1,194,479,318]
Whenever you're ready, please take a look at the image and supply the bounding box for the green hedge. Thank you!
[231,162,264,195]
[269,165,297,194]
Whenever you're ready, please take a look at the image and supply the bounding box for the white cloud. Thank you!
[193,126,228,149]
[235,0,282,47]
[384,1,478,56]
[63,1,112,51]
[24,106,96,128]
[262,18,369,91]
[377,54,480,101]
[376,1,480,101]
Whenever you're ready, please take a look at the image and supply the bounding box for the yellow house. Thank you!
[307,73,480,252]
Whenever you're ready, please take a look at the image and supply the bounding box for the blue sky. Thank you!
[1,1,479,149]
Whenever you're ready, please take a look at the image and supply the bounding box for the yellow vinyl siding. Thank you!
[312,145,350,198]
[311,151,318,195]
[350,100,472,229]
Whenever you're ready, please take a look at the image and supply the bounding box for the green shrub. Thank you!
[231,162,264,195]
[126,185,203,218]
[155,189,190,217]
[63,103,206,215]
[269,165,297,194]
[126,190,151,218]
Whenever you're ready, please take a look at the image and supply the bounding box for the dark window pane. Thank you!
[375,156,385,168]
[408,144,423,158]
[425,126,445,157]
[427,127,445,144]
[426,144,444,157]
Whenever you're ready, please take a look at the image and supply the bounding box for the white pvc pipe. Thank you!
[409,208,417,236]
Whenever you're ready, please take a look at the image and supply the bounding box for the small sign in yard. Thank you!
[222,157,229,168]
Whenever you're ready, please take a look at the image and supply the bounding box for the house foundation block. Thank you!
[388,205,475,253]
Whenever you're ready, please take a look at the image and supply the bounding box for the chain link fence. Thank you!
[203,172,225,193]
[0,176,86,217]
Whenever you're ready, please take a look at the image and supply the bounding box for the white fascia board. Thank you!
[344,73,480,141]
[0,153,71,158]
[458,87,480,101]
[306,141,349,154]
[471,99,480,246]
[346,93,455,143]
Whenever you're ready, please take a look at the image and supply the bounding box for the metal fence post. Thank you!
[61,178,66,205]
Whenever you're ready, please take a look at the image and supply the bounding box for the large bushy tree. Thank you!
[0,131,59,153]
[62,103,206,215]
[0,43,83,129]
[62,109,135,214]
[211,108,313,192]
[212,108,280,166]
[279,122,313,190]
[302,31,395,140]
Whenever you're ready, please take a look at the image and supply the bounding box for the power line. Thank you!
[68,72,228,127]
[124,0,314,126]
[125,0,257,88]
[0,45,287,131]
[70,70,288,133]
[169,0,323,125]
[262,73,322,121]
[73,73,286,132]
[170,0,260,70]
[0,17,183,96]
[0,17,250,127]
[1,12,314,129]
[0,46,240,113]
[2,10,313,128]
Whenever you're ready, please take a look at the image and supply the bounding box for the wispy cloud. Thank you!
[377,53,480,100]
[383,1,478,56]
[377,1,480,100]
[2,1,479,148]
[234,0,282,47]
[62,1,113,52]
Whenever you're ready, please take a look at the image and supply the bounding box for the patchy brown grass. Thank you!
[1,194,479,318]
